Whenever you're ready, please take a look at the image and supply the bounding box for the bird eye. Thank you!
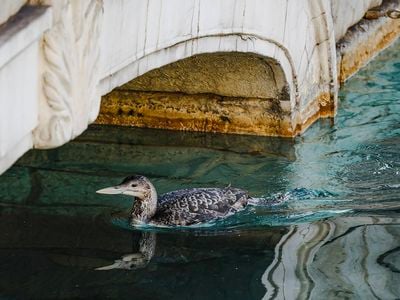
[131,184,137,187]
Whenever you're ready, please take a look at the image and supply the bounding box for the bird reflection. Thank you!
[96,231,156,271]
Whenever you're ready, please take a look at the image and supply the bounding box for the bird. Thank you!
[96,232,156,271]
[96,175,250,226]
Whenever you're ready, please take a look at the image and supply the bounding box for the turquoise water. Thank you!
[0,40,400,299]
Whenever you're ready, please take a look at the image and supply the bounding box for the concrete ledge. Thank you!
[337,0,400,83]
[332,0,383,42]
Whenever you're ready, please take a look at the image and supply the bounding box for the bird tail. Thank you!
[247,197,263,206]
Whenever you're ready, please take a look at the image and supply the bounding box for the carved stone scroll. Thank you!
[33,0,103,148]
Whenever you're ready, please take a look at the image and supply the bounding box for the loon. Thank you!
[96,175,250,226]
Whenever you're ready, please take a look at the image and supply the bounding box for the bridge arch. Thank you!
[98,34,298,136]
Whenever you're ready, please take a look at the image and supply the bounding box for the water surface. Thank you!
[0,40,400,299]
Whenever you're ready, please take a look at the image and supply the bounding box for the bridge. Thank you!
[0,0,399,174]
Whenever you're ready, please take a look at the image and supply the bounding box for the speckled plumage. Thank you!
[152,187,249,226]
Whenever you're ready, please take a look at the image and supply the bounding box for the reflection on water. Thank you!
[263,216,400,299]
[0,40,399,299]
[103,216,400,299]
[0,211,283,299]
[96,232,157,271]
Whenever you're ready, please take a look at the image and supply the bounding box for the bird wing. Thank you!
[153,187,249,225]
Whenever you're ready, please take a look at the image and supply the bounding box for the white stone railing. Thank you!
[0,3,51,174]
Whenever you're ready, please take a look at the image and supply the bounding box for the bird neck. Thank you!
[131,183,158,224]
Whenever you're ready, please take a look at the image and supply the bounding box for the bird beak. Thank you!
[95,260,124,270]
[96,185,126,195]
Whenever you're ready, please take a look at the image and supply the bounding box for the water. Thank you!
[0,40,400,299]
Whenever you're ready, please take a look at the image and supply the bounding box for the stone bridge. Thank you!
[1,0,399,174]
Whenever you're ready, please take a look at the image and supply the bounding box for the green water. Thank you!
[1,40,400,299]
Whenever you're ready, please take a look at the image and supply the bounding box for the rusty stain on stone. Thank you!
[96,52,298,137]
[293,92,336,136]
[96,90,293,137]
[95,89,336,138]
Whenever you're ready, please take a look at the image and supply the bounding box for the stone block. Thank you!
[0,5,51,174]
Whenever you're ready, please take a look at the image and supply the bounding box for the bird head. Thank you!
[96,175,153,200]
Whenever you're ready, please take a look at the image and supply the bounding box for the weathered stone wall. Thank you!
[122,53,287,99]
[98,52,292,136]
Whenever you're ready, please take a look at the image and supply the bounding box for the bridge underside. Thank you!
[97,52,293,137]
[1,0,399,174]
